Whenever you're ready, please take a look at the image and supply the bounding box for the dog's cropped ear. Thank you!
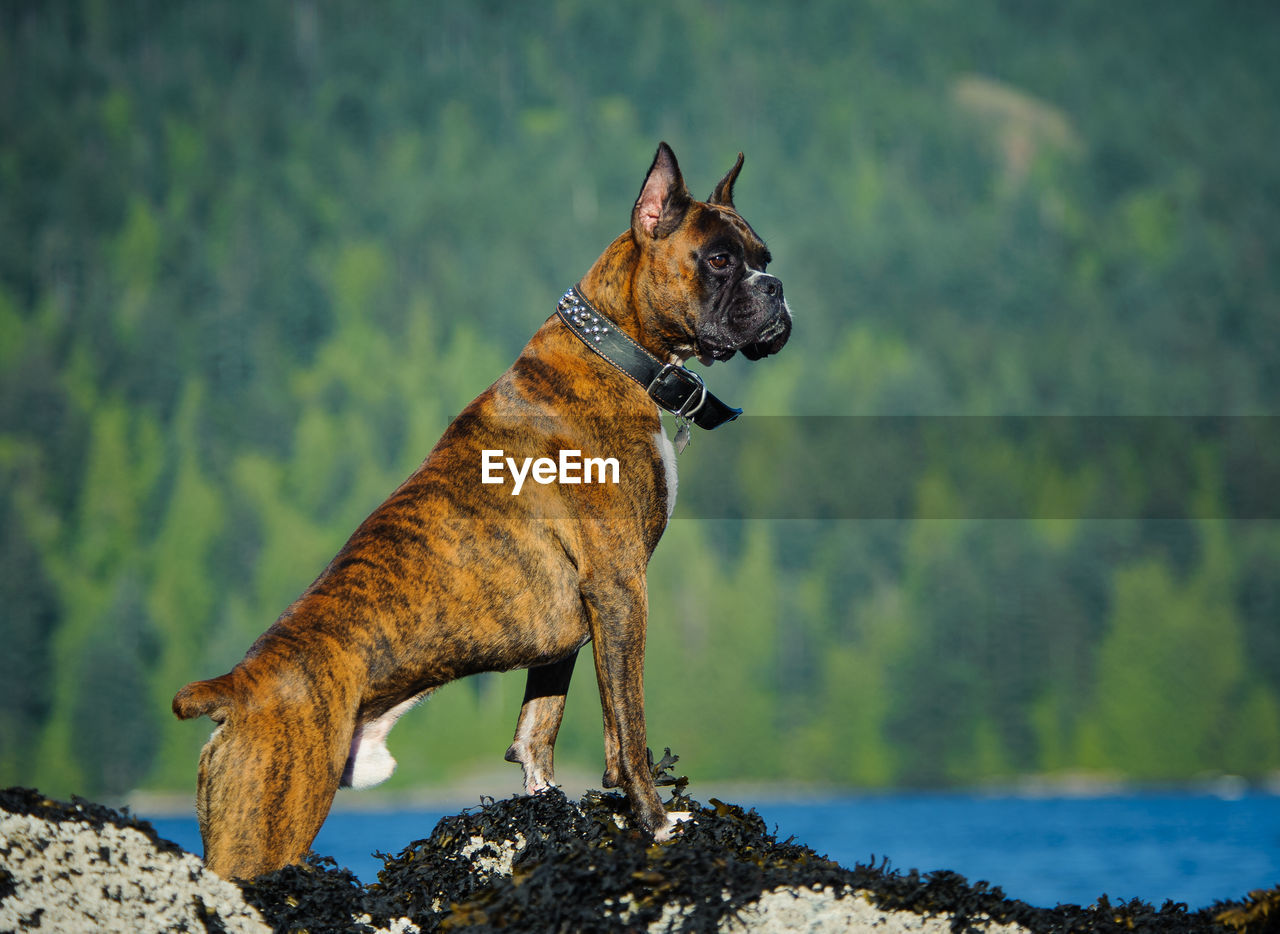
[173,674,236,723]
[632,142,692,240]
[709,152,744,208]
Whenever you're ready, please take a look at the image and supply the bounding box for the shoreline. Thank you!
[122,768,1280,819]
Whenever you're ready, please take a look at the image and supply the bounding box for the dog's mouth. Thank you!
[740,310,792,361]
[697,305,792,365]
[696,342,740,366]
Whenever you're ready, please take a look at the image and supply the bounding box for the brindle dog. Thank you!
[173,142,790,879]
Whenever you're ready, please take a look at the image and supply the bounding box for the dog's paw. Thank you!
[653,811,693,842]
[519,760,556,795]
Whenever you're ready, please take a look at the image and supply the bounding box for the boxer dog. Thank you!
[173,143,790,879]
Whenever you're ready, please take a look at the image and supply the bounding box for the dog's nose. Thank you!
[757,274,782,301]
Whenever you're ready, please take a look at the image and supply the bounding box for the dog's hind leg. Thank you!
[505,651,578,793]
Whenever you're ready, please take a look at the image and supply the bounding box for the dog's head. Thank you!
[630,143,792,366]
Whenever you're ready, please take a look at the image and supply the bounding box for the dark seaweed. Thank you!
[238,853,384,934]
[1214,888,1280,934]
[233,751,1257,934]
[4,780,1274,933]
[0,866,16,902]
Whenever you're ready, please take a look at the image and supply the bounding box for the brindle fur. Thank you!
[173,143,790,879]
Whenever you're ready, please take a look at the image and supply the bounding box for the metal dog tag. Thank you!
[674,419,691,454]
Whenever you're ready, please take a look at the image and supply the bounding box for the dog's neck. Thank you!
[576,233,693,363]
[555,285,741,433]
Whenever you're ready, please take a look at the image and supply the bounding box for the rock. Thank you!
[1,781,1269,932]
[0,787,267,933]
[717,887,1025,934]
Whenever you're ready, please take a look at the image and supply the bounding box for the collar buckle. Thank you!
[647,363,708,419]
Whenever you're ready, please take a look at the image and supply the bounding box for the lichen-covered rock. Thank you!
[0,787,267,933]
[717,887,1026,934]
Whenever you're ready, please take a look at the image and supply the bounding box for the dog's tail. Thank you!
[172,672,238,723]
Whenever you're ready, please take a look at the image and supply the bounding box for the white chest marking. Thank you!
[655,429,678,520]
[341,690,429,789]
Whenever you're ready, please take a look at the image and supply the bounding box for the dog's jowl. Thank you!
[173,143,791,879]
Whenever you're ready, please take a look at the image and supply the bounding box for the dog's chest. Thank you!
[654,428,678,520]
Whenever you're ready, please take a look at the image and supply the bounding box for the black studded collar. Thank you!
[555,285,742,433]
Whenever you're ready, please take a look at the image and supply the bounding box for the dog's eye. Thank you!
[707,253,732,271]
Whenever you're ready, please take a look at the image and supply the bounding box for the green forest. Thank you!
[2,0,1279,803]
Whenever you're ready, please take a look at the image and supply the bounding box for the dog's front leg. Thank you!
[505,651,578,793]
[581,575,684,840]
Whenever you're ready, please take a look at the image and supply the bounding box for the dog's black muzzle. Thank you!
[696,274,792,363]
[741,275,791,360]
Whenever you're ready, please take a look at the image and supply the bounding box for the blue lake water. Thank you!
[146,790,1280,909]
